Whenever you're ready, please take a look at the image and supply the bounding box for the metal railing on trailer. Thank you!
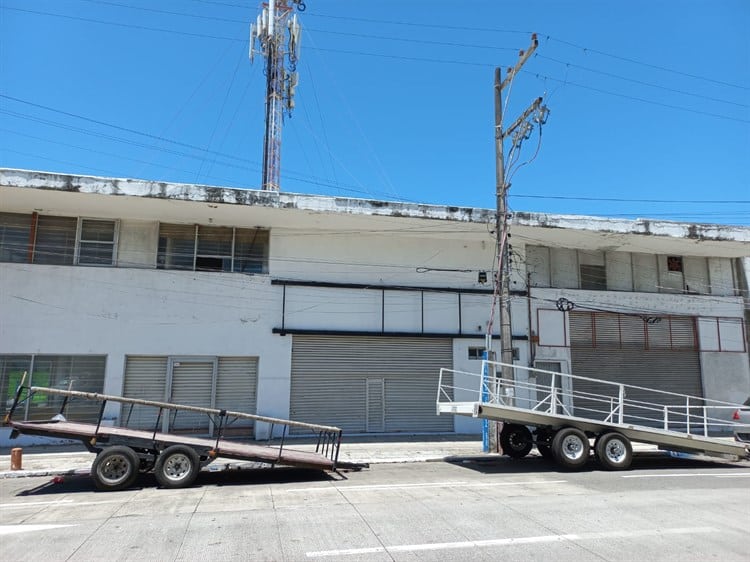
[437,360,750,470]
[5,380,350,490]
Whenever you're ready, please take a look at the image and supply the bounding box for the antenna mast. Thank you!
[250,0,304,191]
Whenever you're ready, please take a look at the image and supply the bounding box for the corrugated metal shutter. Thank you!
[216,357,258,433]
[569,313,702,428]
[122,356,168,429]
[290,335,453,434]
[366,379,385,433]
[169,361,214,433]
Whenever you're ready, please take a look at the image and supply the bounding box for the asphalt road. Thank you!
[1,453,748,561]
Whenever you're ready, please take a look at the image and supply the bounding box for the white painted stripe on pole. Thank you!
[285,479,567,493]
[622,472,750,478]
[0,524,77,536]
[305,527,719,558]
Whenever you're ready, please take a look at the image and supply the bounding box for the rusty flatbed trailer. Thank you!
[5,383,362,490]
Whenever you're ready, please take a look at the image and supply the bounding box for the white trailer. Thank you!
[437,361,750,470]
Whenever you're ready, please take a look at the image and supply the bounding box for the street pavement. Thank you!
[0,453,748,561]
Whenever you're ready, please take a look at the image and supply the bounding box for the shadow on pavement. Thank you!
[15,466,338,496]
[443,451,749,474]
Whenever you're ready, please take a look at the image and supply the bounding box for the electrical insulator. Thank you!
[534,105,550,125]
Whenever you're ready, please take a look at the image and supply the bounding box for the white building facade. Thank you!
[1,169,748,445]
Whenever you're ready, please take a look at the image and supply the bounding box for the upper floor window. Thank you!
[157,223,269,274]
[0,213,118,266]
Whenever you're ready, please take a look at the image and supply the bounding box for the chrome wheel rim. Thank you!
[163,453,192,481]
[561,435,586,461]
[98,455,131,485]
[605,439,627,464]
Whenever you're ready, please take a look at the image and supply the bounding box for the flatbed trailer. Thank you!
[438,360,750,470]
[4,383,360,490]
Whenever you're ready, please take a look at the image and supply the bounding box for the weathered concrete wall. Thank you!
[0,263,290,446]
[606,251,633,291]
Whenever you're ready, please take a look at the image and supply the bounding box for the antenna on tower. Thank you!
[249,1,306,191]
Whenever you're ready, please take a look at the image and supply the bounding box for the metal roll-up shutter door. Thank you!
[216,357,258,434]
[569,312,702,427]
[169,360,214,433]
[383,340,453,433]
[122,356,168,429]
[290,335,453,434]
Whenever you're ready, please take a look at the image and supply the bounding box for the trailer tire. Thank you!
[537,444,554,461]
[536,429,555,461]
[552,427,590,470]
[595,432,633,471]
[500,424,533,458]
[91,446,140,491]
[155,445,200,489]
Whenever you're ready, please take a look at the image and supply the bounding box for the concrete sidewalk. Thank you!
[0,434,669,479]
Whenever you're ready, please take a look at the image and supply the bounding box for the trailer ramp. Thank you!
[437,361,749,469]
[5,385,362,489]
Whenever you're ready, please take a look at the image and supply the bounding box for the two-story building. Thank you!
[1,168,748,445]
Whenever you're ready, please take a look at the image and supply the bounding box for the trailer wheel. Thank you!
[552,427,590,470]
[536,429,555,461]
[500,424,533,458]
[155,445,200,489]
[595,432,633,471]
[91,446,140,491]
[537,444,554,461]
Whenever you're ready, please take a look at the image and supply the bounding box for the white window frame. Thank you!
[74,218,119,267]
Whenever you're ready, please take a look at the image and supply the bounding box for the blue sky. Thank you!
[1,0,748,225]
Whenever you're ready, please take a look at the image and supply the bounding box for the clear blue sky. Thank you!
[1,0,748,225]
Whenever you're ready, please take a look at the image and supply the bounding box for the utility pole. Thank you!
[487,33,548,452]
[250,0,305,191]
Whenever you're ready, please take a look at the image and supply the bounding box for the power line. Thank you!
[534,54,747,108]
[509,194,750,204]
[51,1,746,111]
[306,46,748,123]
[7,6,747,123]
[2,6,246,42]
[542,35,749,91]
[303,12,749,91]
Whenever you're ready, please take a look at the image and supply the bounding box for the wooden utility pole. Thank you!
[487,34,541,452]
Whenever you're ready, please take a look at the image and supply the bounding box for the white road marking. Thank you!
[305,526,719,558]
[622,472,750,479]
[0,499,74,508]
[1,499,122,509]
[285,479,567,493]
[0,524,77,536]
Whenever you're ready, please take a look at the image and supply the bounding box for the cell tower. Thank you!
[250,0,304,191]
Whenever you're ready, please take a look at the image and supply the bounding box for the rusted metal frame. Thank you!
[124,403,135,426]
[29,386,343,434]
[152,408,164,442]
[90,399,108,445]
[213,409,227,451]
[4,373,29,423]
[276,425,288,464]
[332,431,342,470]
